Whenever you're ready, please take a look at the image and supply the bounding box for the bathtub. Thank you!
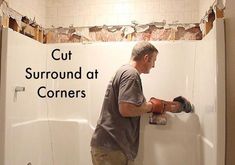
[4,114,212,165]
[6,119,94,165]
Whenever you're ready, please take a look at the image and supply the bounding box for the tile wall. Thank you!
[7,0,46,26]
[6,0,200,28]
[45,0,199,27]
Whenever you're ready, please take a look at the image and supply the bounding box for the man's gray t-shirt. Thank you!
[90,64,146,160]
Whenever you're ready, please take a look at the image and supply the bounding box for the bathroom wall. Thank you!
[4,0,200,28]
[138,41,199,165]
[46,41,198,121]
[46,19,225,164]
[6,0,46,26]
[194,19,225,165]
[0,19,225,165]
[45,0,199,28]
[46,44,91,120]
[5,0,222,29]
[4,0,225,30]
[0,28,52,165]
[0,27,5,165]
[46,41,199,165]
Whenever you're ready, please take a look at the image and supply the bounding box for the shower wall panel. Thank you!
[1,28,53,165]
[47,41,199,165]
[194,19,225,165]
[46,44,90,120]
[0,26,5,165]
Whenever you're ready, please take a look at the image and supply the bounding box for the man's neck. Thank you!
[129,60,142,74]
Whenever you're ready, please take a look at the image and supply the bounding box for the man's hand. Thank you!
[149,97,165,113]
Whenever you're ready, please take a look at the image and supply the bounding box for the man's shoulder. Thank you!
[117,64,139,78]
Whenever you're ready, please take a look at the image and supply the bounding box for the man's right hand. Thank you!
[149,97,165,113]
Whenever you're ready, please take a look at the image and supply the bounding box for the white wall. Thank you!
[6,0,223,28]
[5,0,200,28]
[46,44,90,120]
[5,0,225,29]
[193,19,225,165]
[1,28,52,165]
[0,27,5,165]
[46,35,224,165]
[7,0,46,26]
[46,41,199,165]
[45,0,199,28]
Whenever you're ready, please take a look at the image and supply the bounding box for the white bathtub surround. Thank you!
[0,27,49,165]
[0,19,225,165]
[193,19,225,165]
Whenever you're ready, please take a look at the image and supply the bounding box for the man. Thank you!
[90,41,192,165]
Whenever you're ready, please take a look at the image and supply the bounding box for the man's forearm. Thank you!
[119,99,182,117]
[119,101,152,117]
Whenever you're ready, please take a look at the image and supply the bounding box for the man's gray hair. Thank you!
[131,41,158,61]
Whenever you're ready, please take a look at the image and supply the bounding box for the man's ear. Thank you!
[143,54,151,62]
[143,54,149,62]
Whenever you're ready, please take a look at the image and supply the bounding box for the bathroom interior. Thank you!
[1,0,235,165]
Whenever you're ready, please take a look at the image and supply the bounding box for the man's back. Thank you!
[90,64,146,160]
